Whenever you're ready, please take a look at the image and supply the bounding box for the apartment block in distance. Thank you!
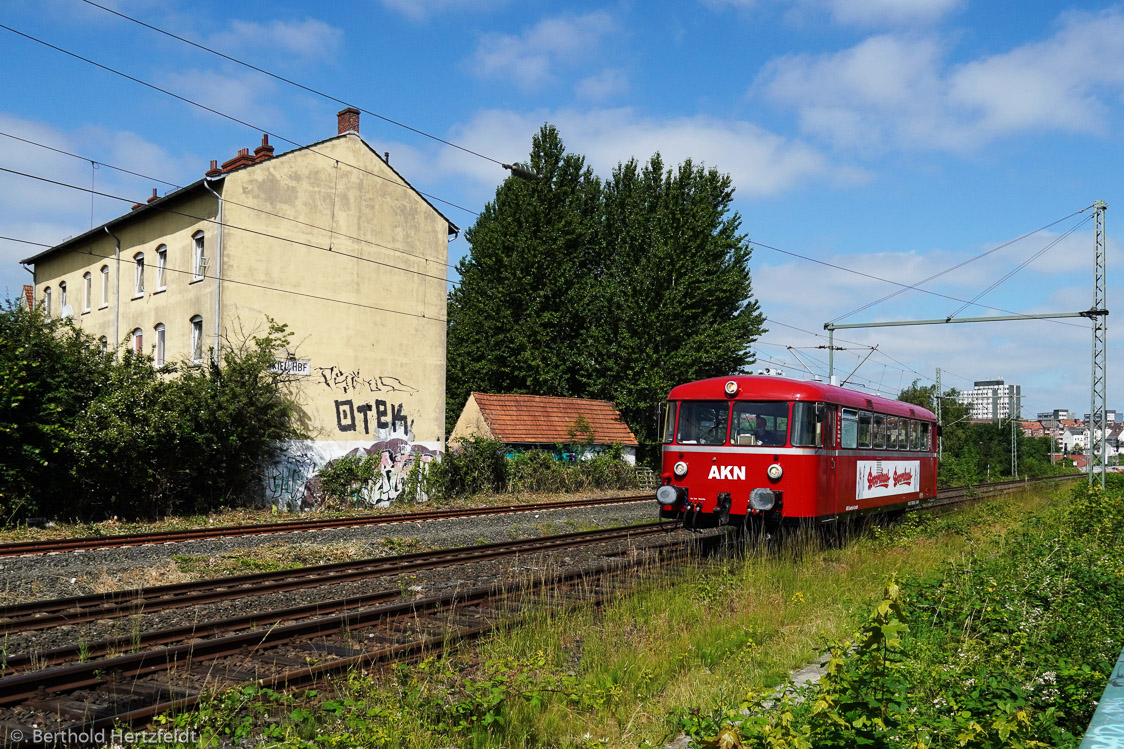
[956,379,1022,421]
[22,110,456,508]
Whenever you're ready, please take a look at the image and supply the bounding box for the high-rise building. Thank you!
[957,379,1022,421]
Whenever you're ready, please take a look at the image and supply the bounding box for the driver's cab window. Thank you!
[676,401,729,445]
[731,401,789,447]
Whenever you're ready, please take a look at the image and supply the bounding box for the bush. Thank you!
[428,436,508,499]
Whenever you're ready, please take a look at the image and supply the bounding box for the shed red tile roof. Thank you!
[472,393,639,446]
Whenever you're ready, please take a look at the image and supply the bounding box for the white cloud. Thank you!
[575,68,628,101]
[207,18,344,63]
[701,0,962,27]
[440,107,866,199]
[468,11,615,92]
[755,8,1124,153]
[156,69,284,130]
[380,0,509,21]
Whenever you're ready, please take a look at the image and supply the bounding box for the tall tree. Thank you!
[589,154,764,456]
[446,127,767,462]
[446,125,602,430]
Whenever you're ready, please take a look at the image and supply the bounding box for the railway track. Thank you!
[0,494,651,557]
[0,475,1075,744]
[0,528,699,746]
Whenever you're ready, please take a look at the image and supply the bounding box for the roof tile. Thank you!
[472,393,638,446]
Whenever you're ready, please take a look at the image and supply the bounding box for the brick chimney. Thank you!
[254,134,275,162]
[205,159,222,177]
[146,188,159,204]
[221,148,255,172]
[337,107,360,135]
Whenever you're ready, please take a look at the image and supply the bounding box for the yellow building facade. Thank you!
[23,111,454,509]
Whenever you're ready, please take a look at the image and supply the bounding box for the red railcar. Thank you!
[656,375,939,528]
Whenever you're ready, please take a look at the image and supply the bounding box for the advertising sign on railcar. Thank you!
[856,460,919,500]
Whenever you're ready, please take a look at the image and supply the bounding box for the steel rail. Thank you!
[0,494,651,557]
[0,521,677,634]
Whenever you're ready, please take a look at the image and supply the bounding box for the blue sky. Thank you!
[0,0,1119,419]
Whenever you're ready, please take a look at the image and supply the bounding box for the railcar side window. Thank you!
[791,402,821,447]
[661,402,677,444]
[885,416,899,450]
[676,401,729,445]
[920,422,931,450]
[872,414,886,449]
[909,421,920,450]
[858,411,872,448]
[841,409,859,449]
[731,401,789,447]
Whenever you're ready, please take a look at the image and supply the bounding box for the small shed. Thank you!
[450,392,639,464]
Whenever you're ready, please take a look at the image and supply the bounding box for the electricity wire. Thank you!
[78,0,508,167]
[0,22,481,218]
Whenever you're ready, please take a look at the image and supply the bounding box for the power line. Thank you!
[830,206,1094,324]
[0,165,459,288]
[78,0,508,168]
[0,22,481,218]
[0,128,463,272]
[2,236,51,248]
[751,238,1087,329]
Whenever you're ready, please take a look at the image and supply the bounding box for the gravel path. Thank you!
[2,500,717,658]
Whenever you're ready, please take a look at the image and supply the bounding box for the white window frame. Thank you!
[59,281,67,310]
[156,245,167,290]
[83,272,92,312]
[154,323,166,367]
[192,232,206,280]
[99,336,108,355]
[100,265,109,308]
[43,286,51,318]
[134,253,145,296]
[190,315,203,364]
[132,327,144,355]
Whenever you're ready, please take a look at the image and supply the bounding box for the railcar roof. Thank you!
[667,375,936,421]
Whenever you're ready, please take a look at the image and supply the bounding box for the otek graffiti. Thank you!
[334,399,412,435]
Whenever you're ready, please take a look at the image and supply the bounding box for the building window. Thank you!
[83,272,92,312]
[192,232,205,280]
[132,327,144,355]
[43,286,51,318]
[154,323,166,366]
[134,253,145,296]
[99,336,108,354]
[59,281,67,311]
[156,245,167,290]
[190,315,203,364]
[100,265,109,307]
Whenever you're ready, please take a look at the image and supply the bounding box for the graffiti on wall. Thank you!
[334,399,413,436]
[316,366,418,396]
[263,439,442,511]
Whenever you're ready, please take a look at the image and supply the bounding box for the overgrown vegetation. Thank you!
[0,301,302,523]
[142,483,1105,747]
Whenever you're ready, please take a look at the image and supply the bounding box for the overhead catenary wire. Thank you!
[77,0,508,168]
[0,129,464,273]
[0,166,459,288]
[0,22,481,218]
[829,206,1094,324]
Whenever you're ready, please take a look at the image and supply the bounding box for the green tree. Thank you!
[446,125,602,431]
[591,154,764,459]
[447,126,766,464]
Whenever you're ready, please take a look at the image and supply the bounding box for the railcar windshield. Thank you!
[731,401,789,447]
[660,402,677,444]
[676,401,729,445]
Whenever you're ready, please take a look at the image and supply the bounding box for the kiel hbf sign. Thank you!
[269,358,312,377]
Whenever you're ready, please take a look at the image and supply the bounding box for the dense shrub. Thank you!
[0,302,302,523]
[427,436,509,498]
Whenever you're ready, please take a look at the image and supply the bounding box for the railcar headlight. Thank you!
[656,484,682,506]
[767,463,783,480]
[724,380,739,397]
[750,488,776,511]
[673,461,688,479]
